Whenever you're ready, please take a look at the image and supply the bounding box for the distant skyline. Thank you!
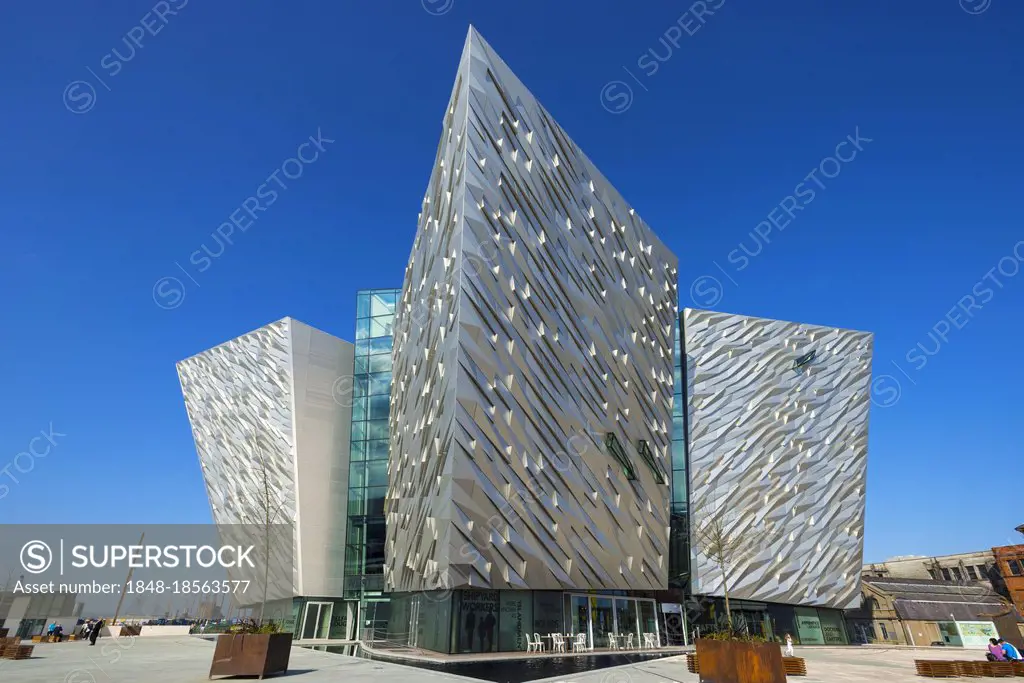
[1,0,1021,565]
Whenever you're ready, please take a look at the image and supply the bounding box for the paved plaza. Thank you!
[0,635,1007,682]
[565,647,997,683]
[0,636,475,683]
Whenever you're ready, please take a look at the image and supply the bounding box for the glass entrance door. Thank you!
[561,594,663,649]
[408,596,421,648]
[592,597,614,649]
[638,600,659,646]
[301,602,334,640]
[615,598,639,647]
[567,595,591,649]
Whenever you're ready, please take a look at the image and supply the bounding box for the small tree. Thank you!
[237,435,289,626]
[690,491,748,633]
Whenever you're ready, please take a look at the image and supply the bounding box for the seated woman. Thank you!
[988,638,1008,662]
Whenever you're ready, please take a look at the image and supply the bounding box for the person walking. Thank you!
[89,619,104,646]
[999,639,1022,661]
[784,633,795,657]
[987,638,1007,662]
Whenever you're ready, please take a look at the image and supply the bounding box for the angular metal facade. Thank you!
[387,27,679,594]
[178,317,353,600]
[682,308,872,610]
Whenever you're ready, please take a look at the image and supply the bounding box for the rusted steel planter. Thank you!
[209,633,292,680]
[694,638,786,683]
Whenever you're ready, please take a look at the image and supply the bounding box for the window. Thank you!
[880,623,889,641]
[604,433,637,480]
[950,567,963,582]
[1009,560,1024,577]
[793,349,817,370]
[966,566,978,580]
[928,569,939,580]
[941,568,952,581]
[636,440,668,484]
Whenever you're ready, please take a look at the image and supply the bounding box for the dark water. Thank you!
[318,645,676,682]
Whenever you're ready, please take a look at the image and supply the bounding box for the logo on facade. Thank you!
[793,349,817,371]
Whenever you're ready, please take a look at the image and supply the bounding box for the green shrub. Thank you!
[703,629,768,643]
[232,620,282,635]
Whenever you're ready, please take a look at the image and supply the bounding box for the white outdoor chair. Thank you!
[643,632,659,649]
[532,633,545,653]
[572,632,588,652]
[553,634,567,653]
[525,633,540,653]
[625,632,635,649]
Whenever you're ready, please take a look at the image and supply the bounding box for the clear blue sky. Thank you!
[1,0,1021,563]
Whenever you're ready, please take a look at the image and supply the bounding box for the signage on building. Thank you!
[955,621,999,649]
[795,607,825,645]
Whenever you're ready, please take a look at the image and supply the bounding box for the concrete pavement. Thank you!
[1,635,476,683]
[0,634,1002,683]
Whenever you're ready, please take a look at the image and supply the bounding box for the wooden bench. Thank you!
[783,657,808,676]
[915,660,960,678]
[953,661,985,677]
[686,652,807,677]
[1,644,34,660]
[989,661,1018,677]
[915,659,1021,678]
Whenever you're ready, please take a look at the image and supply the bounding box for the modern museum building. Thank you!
[178,27,873,654]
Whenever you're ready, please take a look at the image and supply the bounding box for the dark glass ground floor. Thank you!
[684,596,851,646]
[285,596,391,641]
[386,589,851,654]
[388,589,671,655]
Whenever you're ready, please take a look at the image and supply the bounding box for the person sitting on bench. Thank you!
[988,638,1008,661]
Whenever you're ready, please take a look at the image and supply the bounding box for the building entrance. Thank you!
[563,593,660,649]
[300,601,333,640]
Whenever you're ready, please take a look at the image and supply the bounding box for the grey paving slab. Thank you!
[1,637,1005,683]
[0,636,477,683]
[531,646,1002,683]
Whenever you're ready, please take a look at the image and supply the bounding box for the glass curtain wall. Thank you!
[345,289,399,633]
[669,316,691,589]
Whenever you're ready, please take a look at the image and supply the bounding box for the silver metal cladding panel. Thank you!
[289,321,354,598]
[177,318,352,599]
[388,27,679,594]
[683,308,872,610]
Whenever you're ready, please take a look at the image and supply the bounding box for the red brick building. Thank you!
[994,541,1024,616]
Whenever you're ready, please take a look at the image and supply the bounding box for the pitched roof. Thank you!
[863,576,1024,622]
